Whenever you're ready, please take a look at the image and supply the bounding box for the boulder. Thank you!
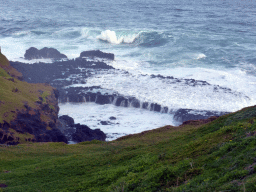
[80,50,114,60]
[72,124,106,142]
[59,115,75,127]
[58,115,106,142]
[24,47,67,60]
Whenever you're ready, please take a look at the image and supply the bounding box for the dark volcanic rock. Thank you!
[24,47,67,60]
[9,111,68,143]
[59,115,75,127]
[72,124,106,142]
[10,58,114,85]
[100,121,112,125]
[46,128,68,143]
[80,50,114,60]
[58,115,106,142]
[95,93,112,105]
[109,116,116,120]
[174,109,229,123]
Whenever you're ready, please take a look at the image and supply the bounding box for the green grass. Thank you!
[0,68,10,78]
[0,76,54,124]
[0,106,255,191]
[0,53,10,67]
[0,53,57,124]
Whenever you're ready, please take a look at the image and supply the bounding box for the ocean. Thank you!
[1,0,256,140]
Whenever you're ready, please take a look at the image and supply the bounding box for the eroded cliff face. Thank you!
[0,53,67,145]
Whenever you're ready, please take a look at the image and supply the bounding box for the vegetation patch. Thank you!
[0,105,255,191]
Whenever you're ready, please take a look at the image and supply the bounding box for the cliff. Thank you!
[0,53,67,144]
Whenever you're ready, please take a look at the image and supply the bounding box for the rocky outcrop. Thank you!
[10,48,231,127]
[10,58,114,85]
[58,115,106,142]
[173,109,229,123]
[80,50,114,60]
[24,47,68,60]
[0,86,68,145]
[0,53,69,145]
[72,124,106,142]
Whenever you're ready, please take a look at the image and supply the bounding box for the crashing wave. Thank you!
[97,30,170,47]
[96,30,139,44]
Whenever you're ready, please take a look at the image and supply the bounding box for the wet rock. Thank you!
[72,124,106,142]
[149,103,161,112]
[100,121,111,125]
[58,115,106,142]
[129,98,140,108]
[162,107,168,113]
[174,108,229,123]
[59,115,75,127]
[109,116,116,120]
[95,93,113,105]
[24,47,67,60]
[80,50,114,60]
[142,102,149,109]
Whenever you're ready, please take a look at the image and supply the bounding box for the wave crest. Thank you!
[96,30,138,44]
[97,30,170,47]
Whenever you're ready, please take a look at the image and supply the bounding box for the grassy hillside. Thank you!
[0,53,60,144]
[0,53,22,79]
[0,106,255,191]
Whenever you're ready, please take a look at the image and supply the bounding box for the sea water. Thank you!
[1,0,256,140]
[59,102,179,141]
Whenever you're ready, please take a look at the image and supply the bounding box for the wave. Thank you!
[96,30,139,44]
[6,27,170,50]
[195,53,206,60]
[97,29,171,47]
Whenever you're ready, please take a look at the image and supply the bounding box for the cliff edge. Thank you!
[0,53,67,144]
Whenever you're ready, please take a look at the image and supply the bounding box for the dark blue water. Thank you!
[1,0,256,113]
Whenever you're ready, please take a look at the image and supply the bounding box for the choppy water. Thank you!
[1,0,256,139]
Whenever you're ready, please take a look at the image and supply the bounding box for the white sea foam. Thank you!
[97,30,139,44]
[14,58,55,64]
[107,58,256,109]
[80,68,255,112]
[13,30,32,37]
[195,53,206,60]
[59,102,179,141]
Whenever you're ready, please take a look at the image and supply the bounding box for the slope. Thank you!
[0,106,255,191]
